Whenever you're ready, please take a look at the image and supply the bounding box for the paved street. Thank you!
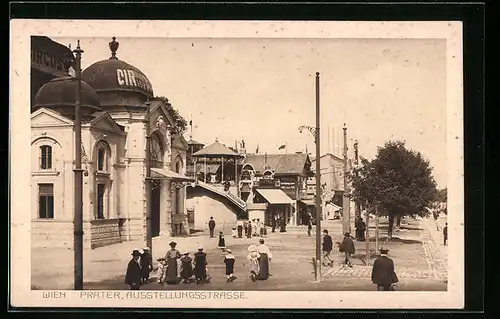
[32,217,447,291]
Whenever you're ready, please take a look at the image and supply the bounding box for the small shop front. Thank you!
[253,188,294,226]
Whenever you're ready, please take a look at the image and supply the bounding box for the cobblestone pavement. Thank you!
[322,217,448,281]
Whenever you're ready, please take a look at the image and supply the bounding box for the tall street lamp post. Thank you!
[73,40,84,290]
[342,124,351,235]
[145,100,153,258]
[298,71,321,282]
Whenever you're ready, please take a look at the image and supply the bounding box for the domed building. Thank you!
[31,37,192,250]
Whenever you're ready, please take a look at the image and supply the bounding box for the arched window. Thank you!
[40,145,52,169]
[97,147,106,171]
[175,161,180,173]
[150,133,164,169]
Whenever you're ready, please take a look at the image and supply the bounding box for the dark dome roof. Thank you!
[33,76,102,116]
[81,37,154,102]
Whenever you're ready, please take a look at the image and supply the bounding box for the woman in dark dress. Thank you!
[193,247,208,284]
[180,252,193,284]
[247,221,252,238]
[165,241,181,284]
[140,247,153,284]
[218,231,226,251]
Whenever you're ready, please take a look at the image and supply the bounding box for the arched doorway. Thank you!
[150,132,164,237]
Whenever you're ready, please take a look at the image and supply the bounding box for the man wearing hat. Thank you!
[125,249,143,290]
[339,232,355,267]
[371,247,399,291]
[193,247,208,284]
[140,247,153,284]
[322,229,333,267]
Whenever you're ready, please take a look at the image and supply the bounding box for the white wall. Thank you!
[186,189,238,234]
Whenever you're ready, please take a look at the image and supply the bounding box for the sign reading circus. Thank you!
[116,69,153,94]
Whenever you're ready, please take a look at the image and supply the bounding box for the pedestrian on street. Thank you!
[322,229,333,266]
[247,244,260,282]
[125,249,142,290]
[433,211,440,231]
[443,222,448,246]
[247,220,253,238]
[271,215,276,233]
[194,247,208,284]
[356,217,367,241]
[218,231,226,251]
[180,252,193,284]
[237,219,244,238]
[280,216,287,233]
[257,239,273,280]
[244,220,248,237]
[165,241,181,284]
[140,247,153,284]
[307,219,312,237]
[339,232,355,267]
[371,247,399,291]
[208,216,216,238]
[224,249,237,282]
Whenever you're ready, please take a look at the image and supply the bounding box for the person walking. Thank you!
[208,216,216,238]
[307,219,312,237]
[339,232,355,267]
[322,229,333,266]
[224,249,237,282]
[371,247,399,291]
[140,247,153,284]
[257,239,273,280]
[125,249,143,290]
[165,241,181,284]
[356,218,366,241]
[180,252,193,284]
[271,215,277,233]
[237,219,244,238]
[194,247,208,284]
[443,222,448,246]
[247,220,253,238]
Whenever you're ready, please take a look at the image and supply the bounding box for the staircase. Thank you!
[194,181,247,212]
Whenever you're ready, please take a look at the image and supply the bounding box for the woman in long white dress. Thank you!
[247,245,260,282]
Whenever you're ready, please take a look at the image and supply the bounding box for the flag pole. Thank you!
[314,72,322,282]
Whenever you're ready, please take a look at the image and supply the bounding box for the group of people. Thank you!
[321,230,356,268]
[125,237,275,290]
[321,228,399,291]
[125,242,212,290]
[209,216,272,241]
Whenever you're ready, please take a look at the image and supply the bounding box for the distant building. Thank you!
[241,153,314,226]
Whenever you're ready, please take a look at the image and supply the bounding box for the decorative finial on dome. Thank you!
[109,36,119,60]
[63,50,75,76]
[215,138,219,143]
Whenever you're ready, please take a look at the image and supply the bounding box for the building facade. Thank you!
[31,37,191,250]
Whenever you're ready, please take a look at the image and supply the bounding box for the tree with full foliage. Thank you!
[348,141,438,239]
[151,96,188,135]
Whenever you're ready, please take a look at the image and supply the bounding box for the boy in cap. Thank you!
[140,247,153,284]
[180,252,194,284]
[125,249,142,290]
[224,249,237,282]
[371,247,399,291]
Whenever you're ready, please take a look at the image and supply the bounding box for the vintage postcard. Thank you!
[10,19,464,309]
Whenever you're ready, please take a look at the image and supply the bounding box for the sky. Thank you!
[53,37,447,188]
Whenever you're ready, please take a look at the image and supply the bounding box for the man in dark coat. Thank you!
[193,247,208,284]
[208,216,216,238]
[371,247,399,291]
[140,247,153,284]
[125,249,142,290]
[322,229,333,266]
[339,232,355,267]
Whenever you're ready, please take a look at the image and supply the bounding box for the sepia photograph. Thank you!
[10,19,464,309]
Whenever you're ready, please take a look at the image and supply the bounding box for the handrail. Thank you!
[196,181,247,210]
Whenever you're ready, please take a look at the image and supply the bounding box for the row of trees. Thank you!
[348,141,441,239]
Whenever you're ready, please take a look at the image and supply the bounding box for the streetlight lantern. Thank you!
[73,40,84,290]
